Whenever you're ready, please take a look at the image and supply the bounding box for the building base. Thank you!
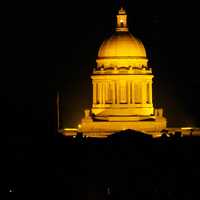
[78,111,167,138]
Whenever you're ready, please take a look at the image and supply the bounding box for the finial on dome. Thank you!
[119,0,126,9]
[116,1,128,32]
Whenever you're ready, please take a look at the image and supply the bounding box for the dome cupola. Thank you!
[96,8,148,69]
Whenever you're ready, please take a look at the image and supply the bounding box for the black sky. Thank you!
[3,1,200,140]
[4,1,200,194]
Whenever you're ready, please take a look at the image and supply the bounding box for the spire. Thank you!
[120,0,126,9]
[116,3,128,32]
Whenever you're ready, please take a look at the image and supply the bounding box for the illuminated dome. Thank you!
[96,8,148,69]
[98,32,146,58]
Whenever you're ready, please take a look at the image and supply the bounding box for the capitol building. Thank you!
[62,6,199,138]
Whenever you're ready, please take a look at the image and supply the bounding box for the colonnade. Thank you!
[92,80,152,106]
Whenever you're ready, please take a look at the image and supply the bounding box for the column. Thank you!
[149,81,152,104]
[142,81,146,105]
[102,82,105,105]
[96,82,99,104]
[93,81,97,105]
[112,81,116,104]
[146,82,150,104]
[105,81,108,103]
[120,80,126,103]
[116,82,120,104]
[132,81,135,104]
[98,82,101,104]
[127,81,131,104]
[100,82,103,104]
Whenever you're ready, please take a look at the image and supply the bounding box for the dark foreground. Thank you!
[7,130,200,199]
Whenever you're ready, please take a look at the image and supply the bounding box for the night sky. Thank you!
[4,0,200,195]
[3,1,200,140]
[55,1,200,128]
